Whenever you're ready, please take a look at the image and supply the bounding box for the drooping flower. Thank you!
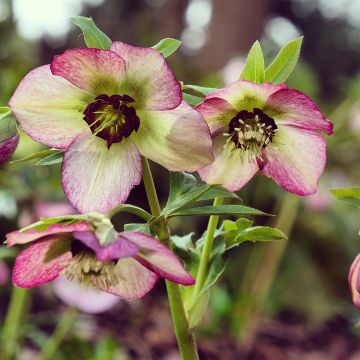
[196,81,333,195]
[349,253,360,307]
[9,43,213,213]
[6,214,194,300]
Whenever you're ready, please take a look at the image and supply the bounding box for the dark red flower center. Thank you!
[224,108,277,151]
[83,94,140,148]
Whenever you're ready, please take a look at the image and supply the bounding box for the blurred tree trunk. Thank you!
[195,0,270,71]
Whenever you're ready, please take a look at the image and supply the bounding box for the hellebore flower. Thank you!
[6,214,194,300]
[0,110,19,165]
[9,43,213,213]
[196,81,333,195]
[349,253,360,307]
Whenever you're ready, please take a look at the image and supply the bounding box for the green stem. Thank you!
[192,197,223,302]
[2,287,31,359]
[39,307,78,360]
[141,157,199,360]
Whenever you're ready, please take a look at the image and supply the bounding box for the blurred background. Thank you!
[1,0,360,359]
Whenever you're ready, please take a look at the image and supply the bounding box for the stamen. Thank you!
[62,251,119,289]
[224,108,277,154]
[83,94,140,148]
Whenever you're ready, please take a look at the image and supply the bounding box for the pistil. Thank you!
[83,94,140,148]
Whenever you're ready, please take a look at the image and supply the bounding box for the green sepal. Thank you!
[72,16,112,50]
[239,40,265,83]
[265,36,303,84]
[152,38,181,58]
[330,187,360,208]
[19,212,118,246]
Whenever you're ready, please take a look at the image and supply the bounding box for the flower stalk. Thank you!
[2,287,31,359]
[192,197,223,302]
[141,157,199,360]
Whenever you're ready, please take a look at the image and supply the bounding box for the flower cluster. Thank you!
[4,32,334,303]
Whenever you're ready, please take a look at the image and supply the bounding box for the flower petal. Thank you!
[13,236,72,288]
[53,276,119,313]
[121,232,195,285]
[132,101,213,172]
[102,257,158,300]
[51,48,126,95]
[260,126,327,195]
[6,222,91,246]
[205,80,287,111]
[264,88,333,135]
[0,134,19,165]
[349,254,360,308]
[62,134,142,213]
[195,97,237,137]
[198,135,259,191]
[110,41,181,111]
[9,65,92,149]
[73,231,139,260]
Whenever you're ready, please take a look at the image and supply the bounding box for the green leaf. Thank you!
[167,172,197,205]
[239,41,265,83]
[72,16,112,50]
[152,38,181,58]
[197,185,239,201]
[124,223,151,234]
[172,232,196,252]
[182,84,217,96]
[330,187,360,208]
[225,225,287,249]
[163,172,209,215]
[170,205,268,217]
[163,172,240,216]
[35,151,64,166]
[187,289,210,329]
[223,218,253,232]
[182,92,203,106]
[265,36,303,84]
[11,149,63,164]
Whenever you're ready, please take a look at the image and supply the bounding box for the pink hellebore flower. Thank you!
[196,81,333,195]
[349,253,360,307]
[6,220,194,300]
[9,43,213,213]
